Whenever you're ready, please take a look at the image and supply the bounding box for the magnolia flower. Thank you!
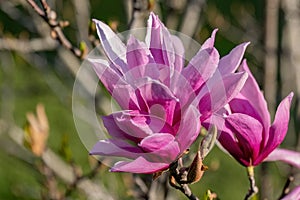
[89,13,248,173]
[265,148,300,169]
[209,60,294,167]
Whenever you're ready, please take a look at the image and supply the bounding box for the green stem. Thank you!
[244,166,258,200]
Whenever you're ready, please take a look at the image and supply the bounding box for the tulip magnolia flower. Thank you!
[210,60,293,167]
[89,12,248,173]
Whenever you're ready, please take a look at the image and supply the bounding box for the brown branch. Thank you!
[26,0,45,17]
[0,37,57,52]
[25,0,83,58]
[279,175,294,199]
[168,159,200,200]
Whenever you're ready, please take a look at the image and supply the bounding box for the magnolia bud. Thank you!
[185,151,208,184]
[24,104,49,156]
[200,125,217,159]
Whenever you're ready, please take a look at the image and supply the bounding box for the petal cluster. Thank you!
[211,60,294,166]
[89,12,248,173]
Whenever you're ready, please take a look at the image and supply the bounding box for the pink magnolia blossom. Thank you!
[89,13,248,173]
[209,60,294,167]
[265,148,300,169]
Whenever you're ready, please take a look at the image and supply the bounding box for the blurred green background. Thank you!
[0,0,299,199]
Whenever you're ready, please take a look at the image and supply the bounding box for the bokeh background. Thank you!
[0,0,299,199]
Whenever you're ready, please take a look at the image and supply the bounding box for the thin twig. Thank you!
[279,175,294,199]
[26,0,45,17]
[168,159,200,200]
[25,0,83,58]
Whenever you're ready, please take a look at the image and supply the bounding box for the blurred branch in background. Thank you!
[0,106,114,200]
[26,0,83,58]
[261,0,281,198]
[281,0,300,197]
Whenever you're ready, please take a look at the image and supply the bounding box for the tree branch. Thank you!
[25,0,83,58]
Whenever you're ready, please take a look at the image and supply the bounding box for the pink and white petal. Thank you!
[126,35,154,70]
[175,106,201,152]
[145,12,175,69]
[205,114,250,166]
[88,58,126,94]
[197,72,248,120]
[200,29,218,50]
[93,19,127,72]
[229,97,262,124]
[111,84,140,110]
[218,42,250,75]
[144,140,180,163]
[140,133,180,163]
[103,111,175,140]
[225,113,263,161]
[139,133,175,152]
[182,47,219,92]
[218,131,251,166]
[135,78,178,124]
[264,148,300,169]
[90,139,143,159]
[239,60,270,131]
[110,156,169,174]
[170,35,185,73]
[102,112,148,141]
[259,93,294,160]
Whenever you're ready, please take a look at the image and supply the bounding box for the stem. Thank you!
[244,166,258,200]
[169,178,199,200]
[168,159,200,200]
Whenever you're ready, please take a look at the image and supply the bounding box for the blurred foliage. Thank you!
[0,0,298,199]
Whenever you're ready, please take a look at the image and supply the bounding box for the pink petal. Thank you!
[181,47,219,92]
[90,139,143,159]
[93,19,127,73]
[229,97,262,125]
[139,133,175,152]
[88,58,124,93]
[200,29,218,50]
[264,148,300,169]
[197,72,248,120]
[170,35,185,73]
[207,114,250,166]
[139,133,180,163]
[175,106,201,152]
[218,42,250,74]
[281,185,300,200]
[126,35,154,70]
[102,111,175,141]
[135,78,178,124]
[111,84,141,110]
[111,156,169,174]
[88,58,140,110]
[258,93,294,162]
[239,60,270,132]
[145,13,175,72]
[225,113,263,163]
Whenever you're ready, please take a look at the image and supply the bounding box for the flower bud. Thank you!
[24,104,49,156]
[185,151,208,184]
